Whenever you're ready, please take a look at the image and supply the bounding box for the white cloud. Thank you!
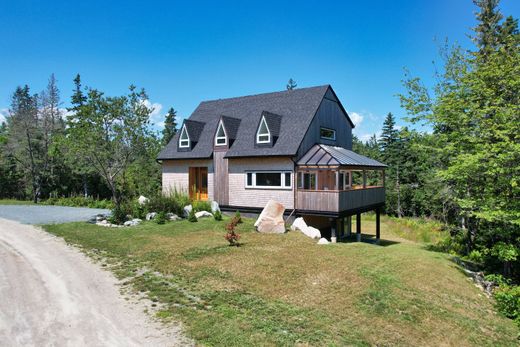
[349,111,364,127]
[0,108,8,124]
[142,100,164,129]
[358,131,381,143]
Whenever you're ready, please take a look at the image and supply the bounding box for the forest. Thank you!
[0,0,518,325]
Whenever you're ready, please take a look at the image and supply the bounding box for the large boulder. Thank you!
[183,205,192,218]
[124,218,142,227]
[145,212,157,221]
[290,217,321,239]
[254,200,286,234]
[195,211,213,218]
[211,201,220,214]
[137,195,149,206]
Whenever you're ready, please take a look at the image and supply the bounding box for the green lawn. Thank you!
[43,216,518,346]
[0,199,34,205]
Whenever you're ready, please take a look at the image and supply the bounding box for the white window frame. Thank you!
[256,116,271,144]
[245,171,292,190]
[179,124,190,148]
[320,127,336,141]
[214,119,228,146]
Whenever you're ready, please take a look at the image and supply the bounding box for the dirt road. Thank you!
[0,218,187,346]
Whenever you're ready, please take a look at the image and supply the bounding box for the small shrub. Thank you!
[213,210,223,221]
[193,200,212,213]
[493,284,520,326]
[224,216,241,246]
[145,189,191,216]
[109,205,127,225]
[188,209,198,222]
[234,210,242,223]
[155,211,167,224]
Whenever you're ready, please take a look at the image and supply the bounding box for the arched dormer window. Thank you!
[256,116,270,144]
[214,119,227,146]
[179,124,190,148]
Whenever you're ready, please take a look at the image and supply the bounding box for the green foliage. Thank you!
[145,190,190,216]
[188,208,198,223]
[42,196,114,209]
[213,210,223,221]
[155,211,167,225]
[162,107,178,145]
[192,200,211,213]
[109,205,127,225]
[234,210,242,223]
[286,78,297,90]
[493,284,520,326]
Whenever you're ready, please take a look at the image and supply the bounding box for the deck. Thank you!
[296,187,385,214]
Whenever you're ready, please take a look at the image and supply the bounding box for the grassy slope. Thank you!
[44,216,518,346]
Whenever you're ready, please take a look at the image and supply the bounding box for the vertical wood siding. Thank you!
[228,157,295,209]
[296,187,385,212]
[296,95,353,160]
[213,151,229,205]
[162,159,214,201]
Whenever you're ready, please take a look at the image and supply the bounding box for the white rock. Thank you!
[304,226,321,240]
[146,212,157,221]
[96,215,106,222]
[166,213,181,221]
[137,195,149,205]
[124,218,142,227]
[290,217,321,239]
[183,205,192,218]
[255,200,286,234]
[195,211,213,218]
[317,238,330,245]
[211,201,220,213]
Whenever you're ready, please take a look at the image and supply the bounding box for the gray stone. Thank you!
[195,211,213,218]
[166,213,181,221]
[183,205,192,218]
[211,201,220,213]
[145,212,157,221]
[254,200,286,234]
[123,218,142,227]
[137,195,149,205]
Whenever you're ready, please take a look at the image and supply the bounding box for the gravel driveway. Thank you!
[0,218,188,346]
[0,205,110,224]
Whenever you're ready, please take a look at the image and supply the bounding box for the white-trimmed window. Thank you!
[297,171,317,190]
[256,116,270,143]
[214,120,227,146]
[320,127,336,140]
[179,125,190,148]
[245,171,292,189]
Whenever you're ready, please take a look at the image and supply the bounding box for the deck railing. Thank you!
[296,187,385,212]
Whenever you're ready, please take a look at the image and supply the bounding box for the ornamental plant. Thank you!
[225,216,241,246]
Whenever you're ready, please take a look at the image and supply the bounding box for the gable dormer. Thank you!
[255,111,282,147]
[214,119,228,146]
[178,119,205,152]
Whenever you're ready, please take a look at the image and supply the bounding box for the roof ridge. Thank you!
[199,85,330,104]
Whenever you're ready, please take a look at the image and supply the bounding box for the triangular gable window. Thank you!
[179,124,190,148]
[256,116,270,144]
[214,120,227,146]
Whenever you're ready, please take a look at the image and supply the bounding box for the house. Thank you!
[157,85,386,243]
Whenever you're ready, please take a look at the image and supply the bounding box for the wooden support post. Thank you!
[376,208,381,245]
[330,218,337,243]
[356,213,361,242]
[346,216,352,237]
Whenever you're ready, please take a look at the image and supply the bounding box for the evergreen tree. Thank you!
[286,78,297,90]
[472,0,503,58]
[379,112,398,153]
[162,107,178,145]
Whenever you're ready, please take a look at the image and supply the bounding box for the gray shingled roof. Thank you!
[158,85,344,160]
[297,144,387,168]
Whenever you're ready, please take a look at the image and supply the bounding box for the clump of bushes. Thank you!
[225,216,241,246]
[109,205,127,225]
[155,211,167,224]
[192,200,212,213]
[485,274,520,327]
[188,209,198,222]
[145,190,190,216]
[213,210,223,221]
[42,196,114,209]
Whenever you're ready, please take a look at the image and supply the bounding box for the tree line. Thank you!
[354,0,519,282]
[0,74,179,208]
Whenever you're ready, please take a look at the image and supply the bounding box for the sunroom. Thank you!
[295,144,387,215]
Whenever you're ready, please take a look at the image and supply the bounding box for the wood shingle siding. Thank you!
[227,157,295,209]
[162,159,214,201]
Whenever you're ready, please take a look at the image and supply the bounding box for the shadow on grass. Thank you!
[338,233,400,247]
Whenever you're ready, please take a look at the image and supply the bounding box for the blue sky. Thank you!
[1,0,519,141]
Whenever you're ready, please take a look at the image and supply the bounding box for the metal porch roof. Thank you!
[297,144,387,168]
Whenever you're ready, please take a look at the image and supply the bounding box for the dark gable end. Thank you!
[177,119,205,152]
[157,85,331,160]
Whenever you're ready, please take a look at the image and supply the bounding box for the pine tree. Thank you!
[472,0,503,57]
[162,107,178,145]
[379,112,398,153]
[286,78,297,90]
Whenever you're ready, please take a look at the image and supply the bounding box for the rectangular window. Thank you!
[245,171,292,189]
[298,171,317,190]
[320,127,336,140]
